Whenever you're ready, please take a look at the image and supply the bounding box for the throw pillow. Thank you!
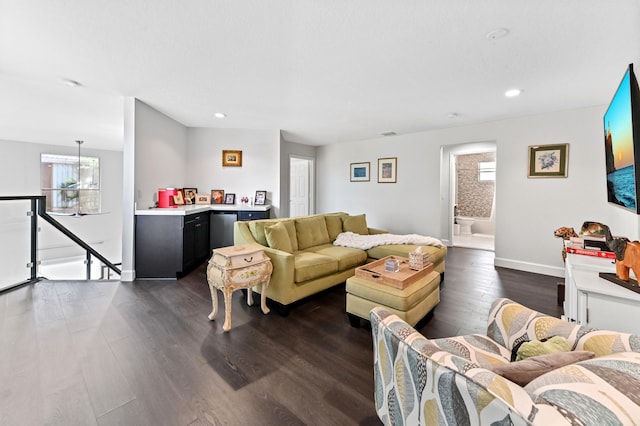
[490,351,595,386]
[265,222,293,253]
[342,214,369,235]
[325,214,345,241]
[516,336,571,361]
[295,216,330,250]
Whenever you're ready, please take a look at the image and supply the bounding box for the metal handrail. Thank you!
[0,195,121,294]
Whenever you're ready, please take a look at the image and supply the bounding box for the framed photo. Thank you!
[224,193,236,204]
[528,144,569,178]
[210,189,224,204]
[350,162,370,182]
[254,190,267,205]
[222,150,242,167]
[378,157,397,183]
[172,191,185,205]
[183,188,197,205]
[195,194,210,205]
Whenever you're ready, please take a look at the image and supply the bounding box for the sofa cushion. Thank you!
[342,214,369,235]
[305,244,367,270]
[265,222,293,253]
[367,244,447,265]
[294,252,338,283]
[515,336,571,361]
[490,351,595,386]
[325,214,345,241]
[248,221,270,246]
[295,216,330,250]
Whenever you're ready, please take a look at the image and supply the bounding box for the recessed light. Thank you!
[380,131,396,137]
[486,28,509,40]
[505,89,522,97]
[214,112,227,119]
[62,79,80,88]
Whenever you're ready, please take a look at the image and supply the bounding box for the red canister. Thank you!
[158,188,179,208]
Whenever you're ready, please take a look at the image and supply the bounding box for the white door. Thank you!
[290,157,310,216]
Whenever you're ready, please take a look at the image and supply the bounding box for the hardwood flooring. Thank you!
[0,247,563,425]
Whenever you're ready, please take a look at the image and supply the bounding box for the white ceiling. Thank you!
[1,1,639,151]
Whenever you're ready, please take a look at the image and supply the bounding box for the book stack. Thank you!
[565,236,616,259]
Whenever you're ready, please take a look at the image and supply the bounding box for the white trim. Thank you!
[494,257,564,278]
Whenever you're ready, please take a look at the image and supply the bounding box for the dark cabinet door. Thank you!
[194,216,209,260]
[183,216,197,270]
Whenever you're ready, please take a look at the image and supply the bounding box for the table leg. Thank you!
[260,279,270,315]
[222,288,234,332]
[246,287,254,306]
[208,284,218,321]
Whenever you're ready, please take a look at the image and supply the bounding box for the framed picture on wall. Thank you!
[350,162,370,182]
[377,157,397,183]
[224,193,236,204]
[183,188,197,205]
[254,190,267,205]
[210,189,224,204]
[527,144,569,178]
[222,150,242,167]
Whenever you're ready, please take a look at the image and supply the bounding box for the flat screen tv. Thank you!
[604,64,640,213]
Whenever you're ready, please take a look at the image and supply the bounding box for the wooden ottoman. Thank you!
[346,257,440,327]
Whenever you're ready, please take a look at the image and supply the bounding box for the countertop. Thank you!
[135,204,271,216]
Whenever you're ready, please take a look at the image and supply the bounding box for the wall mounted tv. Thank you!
[604,63,640,214]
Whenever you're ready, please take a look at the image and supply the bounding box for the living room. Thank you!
[2,1,640,424]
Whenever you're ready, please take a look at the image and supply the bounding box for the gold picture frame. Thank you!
[222,150,242,167]
[528,144,569,178]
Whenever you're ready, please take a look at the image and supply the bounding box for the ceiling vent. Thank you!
[380,131,396,137]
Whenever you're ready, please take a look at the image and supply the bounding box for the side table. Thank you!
[206,244,273,331]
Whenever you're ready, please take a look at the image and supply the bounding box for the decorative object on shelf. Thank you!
[528,143,569,178]
[210,189,224,204]
[222,150,242,167]
[254,190,267,205]
[183,188,197,205]
[378,157,397,183]
[350,162,370,182]
[224,193,236,204]
[195,194,210,205]
[173,191,185,205]
[553,226,579,261]
[240,196,249,205]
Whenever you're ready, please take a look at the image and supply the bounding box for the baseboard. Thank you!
[121,270,136,282]
[494,257,564,278]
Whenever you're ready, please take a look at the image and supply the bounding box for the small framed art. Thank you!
[183,188,197,205]
[224,193,236,204]
[378,157,397,183]
[254,190,267,205]
[222,150,242,167]
[173,191,185,205]
[350,162,370,182]
[210,189,224,204]
[195,194,211,205]
[528,144,569,178]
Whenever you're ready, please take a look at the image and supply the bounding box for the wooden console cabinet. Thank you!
[564,253,640,335]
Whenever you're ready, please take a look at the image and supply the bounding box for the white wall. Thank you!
[186,127,280,214]
[317,105,640,277]
[0,138,123,266]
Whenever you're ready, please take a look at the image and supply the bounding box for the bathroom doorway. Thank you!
[440,142,496,251]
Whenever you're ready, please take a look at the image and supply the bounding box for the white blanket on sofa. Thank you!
[333,232,443,250]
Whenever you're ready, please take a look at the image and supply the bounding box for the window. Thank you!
[478,161,496,181]
[41,154,100,214]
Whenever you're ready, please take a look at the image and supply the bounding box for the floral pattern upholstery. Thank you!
[370,298,640,425]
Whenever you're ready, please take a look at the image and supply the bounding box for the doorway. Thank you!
[440,141,496,251]
[289,156,314,217]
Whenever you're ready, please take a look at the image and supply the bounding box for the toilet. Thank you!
[456,217,474,235]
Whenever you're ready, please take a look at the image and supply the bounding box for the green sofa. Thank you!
[233,212,447,314]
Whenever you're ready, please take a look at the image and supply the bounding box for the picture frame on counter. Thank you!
[211,189,224,204]
[195,194,210,205]
[183,188,197,205]
[254,190,267,205]
[222,150,242,167]
[224,193,236,204]
[173,191,185,205]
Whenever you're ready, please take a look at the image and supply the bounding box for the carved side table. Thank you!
[206,244,272,331]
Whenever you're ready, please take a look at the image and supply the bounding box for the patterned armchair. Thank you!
[370,298,640,425]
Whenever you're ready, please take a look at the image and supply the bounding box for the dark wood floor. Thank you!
[0,247,563,425]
